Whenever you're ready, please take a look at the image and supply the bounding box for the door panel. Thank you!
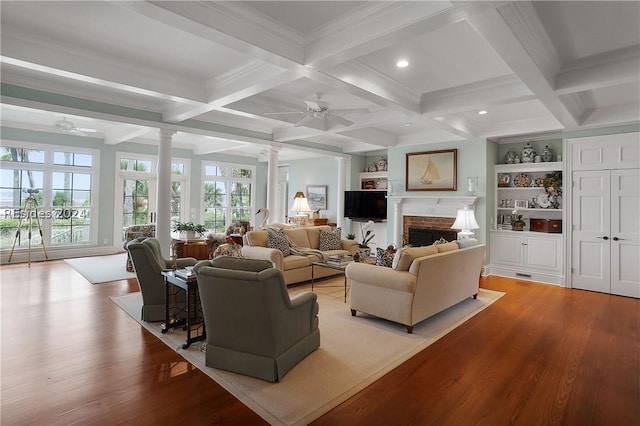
[572,170,611,293]
[611,169,640,297]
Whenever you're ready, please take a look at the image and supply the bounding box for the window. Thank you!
[0,142,99,250]
[203,162,255,233]
[115,153,190,242]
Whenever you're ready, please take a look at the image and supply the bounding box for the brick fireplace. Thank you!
[403,216,456,246]
[387,195,478,248]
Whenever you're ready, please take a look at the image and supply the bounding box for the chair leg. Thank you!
[406,325,413,334]
[350,309,357,316]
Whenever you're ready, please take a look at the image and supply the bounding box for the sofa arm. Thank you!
[241,246,285,270]
[345,262,416,293]
[341,239,359,255]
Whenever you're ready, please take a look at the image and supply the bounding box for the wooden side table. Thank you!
[312,218,329,226]
[174,239,209,260]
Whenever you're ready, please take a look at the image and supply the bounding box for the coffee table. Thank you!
[311,261,350,302]
[161,270,206,349]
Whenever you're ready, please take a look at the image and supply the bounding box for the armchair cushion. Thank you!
[318,227,342,251]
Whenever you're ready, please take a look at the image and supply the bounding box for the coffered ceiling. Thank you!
[1,1,638,160]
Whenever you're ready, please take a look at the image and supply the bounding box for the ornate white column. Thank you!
[392,198,403,248]
[156,129,174,257]
[335,156,347,231]
[266,146,280,224]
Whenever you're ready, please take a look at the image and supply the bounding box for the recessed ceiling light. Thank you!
[404,122,412,127]
[478,110,488,115]
[396,59,409,68]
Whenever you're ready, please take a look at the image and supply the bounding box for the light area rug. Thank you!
[65,253,135,284]
[110,283,504,426]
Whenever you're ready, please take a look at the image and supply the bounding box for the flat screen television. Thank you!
[344,190,387,221]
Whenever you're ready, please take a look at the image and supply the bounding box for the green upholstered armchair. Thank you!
[194,256,320,382]
[126,238,197,322]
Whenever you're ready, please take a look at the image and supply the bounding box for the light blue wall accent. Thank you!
[387,139,489,245]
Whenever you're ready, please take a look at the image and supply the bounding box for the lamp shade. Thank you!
[451,208,479,239]
[291,191,312,214]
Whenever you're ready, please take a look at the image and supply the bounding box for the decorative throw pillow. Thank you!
[267,228,291,256]
[319,227,342,251]
[432,237,449,245]
[376,246,395,267]
[212,242,242,258]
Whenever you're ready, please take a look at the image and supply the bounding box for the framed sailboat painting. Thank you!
[406,149,457,191]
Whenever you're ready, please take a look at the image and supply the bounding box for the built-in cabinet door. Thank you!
[525,236,562,272]
[610,169,640,298]
[491,233,523,267]
[571,170,611,293]
[571,133,639,170]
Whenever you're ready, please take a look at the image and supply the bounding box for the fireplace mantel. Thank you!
[387,195,479,247]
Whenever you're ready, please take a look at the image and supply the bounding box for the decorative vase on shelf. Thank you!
[376,157,387,171]
[521,142,536,163]
[541,145,553,162]
[512,221,525,231]
[367,163,377,172]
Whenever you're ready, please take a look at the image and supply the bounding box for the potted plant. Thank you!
[511,210,525,231]
[173,221,207,240]
[357,220,376,259]
[346,232,356,240]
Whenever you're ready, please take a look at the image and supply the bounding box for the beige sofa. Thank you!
[346,239,485,333]
[242,225,359,285]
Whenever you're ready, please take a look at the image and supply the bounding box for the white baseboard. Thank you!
[0,245,121,265]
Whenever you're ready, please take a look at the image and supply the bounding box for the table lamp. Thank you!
[451,208,479,240]
[291,191,312,217]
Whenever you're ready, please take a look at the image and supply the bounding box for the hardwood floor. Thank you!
[1,260,638,425]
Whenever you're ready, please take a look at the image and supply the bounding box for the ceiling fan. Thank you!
[54,117,98,135]
[264,93,369,128]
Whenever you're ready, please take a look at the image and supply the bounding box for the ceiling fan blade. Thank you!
[329,115,354,126]
[331,108,370,115]
[264,111,306,116]
[293,116,316,127]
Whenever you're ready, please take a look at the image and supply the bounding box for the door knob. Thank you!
[597,236,609,240]
[613,237,624,241]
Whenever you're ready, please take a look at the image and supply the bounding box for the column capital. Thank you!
[159,128,176,139]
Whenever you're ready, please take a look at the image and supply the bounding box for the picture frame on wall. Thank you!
[406,149,457,191]
[306,185,327,210]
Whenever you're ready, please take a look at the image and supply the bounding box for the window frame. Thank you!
[0,139,100,249]
[201,160,256,233]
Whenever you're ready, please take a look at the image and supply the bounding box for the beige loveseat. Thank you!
[346,239,485,333]
[242,225,359,285]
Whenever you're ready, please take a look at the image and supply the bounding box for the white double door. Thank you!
[572,169,639,298]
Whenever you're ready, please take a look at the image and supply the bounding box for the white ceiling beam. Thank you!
[163,69,303,123]
[114,1,305,69]
[467,2,580,128]
[555,46,640,95]
[478,116,563,139]
[421,75,536,116]
[104,127,152,145]
[306,1,503,70]
[0,33,206,104]
[580,103,640,128]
